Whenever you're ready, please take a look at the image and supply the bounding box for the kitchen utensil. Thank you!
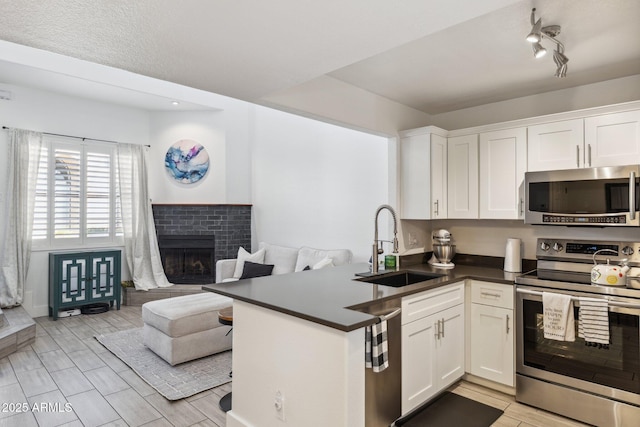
[591,249,630,287]
[504,238,522,273]
[433,244,456,264]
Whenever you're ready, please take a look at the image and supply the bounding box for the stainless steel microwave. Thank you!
[524,165,640,226]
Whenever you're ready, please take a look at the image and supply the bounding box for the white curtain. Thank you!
[0,130,43,307]
[117,144,172,290]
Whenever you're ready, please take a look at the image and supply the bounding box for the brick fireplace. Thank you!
[152,204,252,284]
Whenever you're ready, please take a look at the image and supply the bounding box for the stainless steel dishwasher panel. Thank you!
[363,299,402,427]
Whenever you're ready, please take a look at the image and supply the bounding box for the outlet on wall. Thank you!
[274,390,285,421]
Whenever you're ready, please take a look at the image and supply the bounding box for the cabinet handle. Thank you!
[506,314,510,334]
[441,318,445,338]
[576,145,580,168]
[481,291,501,298]
[434,200,439,216]
[588,144,592,167]
[519,198,524,216]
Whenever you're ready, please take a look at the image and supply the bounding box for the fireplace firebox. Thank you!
[158,235,215,284]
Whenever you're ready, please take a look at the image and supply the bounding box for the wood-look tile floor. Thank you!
[0,305,588,427]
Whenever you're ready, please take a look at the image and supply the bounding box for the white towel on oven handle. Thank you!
[542,292,576,342]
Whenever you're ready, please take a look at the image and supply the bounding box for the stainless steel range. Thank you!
[515,238,640,426]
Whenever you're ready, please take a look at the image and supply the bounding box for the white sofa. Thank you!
[216,242,353,283]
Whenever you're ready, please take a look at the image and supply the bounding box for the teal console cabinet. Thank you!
[49,250,121,320]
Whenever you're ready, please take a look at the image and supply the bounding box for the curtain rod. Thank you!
[2,126,150,147]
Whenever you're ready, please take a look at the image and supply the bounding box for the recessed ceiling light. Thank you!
[171,101,180,106]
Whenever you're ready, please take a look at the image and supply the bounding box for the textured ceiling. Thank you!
[0,0,638,115]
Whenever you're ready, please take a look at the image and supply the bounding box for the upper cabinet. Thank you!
[400,127,448,220]
[528,110,640,171]
[479,128,527,220]
[448,134,479,219]
[585,110,640,167]
[527,119,584,171]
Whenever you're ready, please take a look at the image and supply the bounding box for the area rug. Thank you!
[394,392,503,427]
[95,328,232,400]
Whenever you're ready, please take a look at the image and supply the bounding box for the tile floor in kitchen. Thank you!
[0,305,590,426]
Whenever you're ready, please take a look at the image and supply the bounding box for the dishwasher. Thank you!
[362,296,402,427]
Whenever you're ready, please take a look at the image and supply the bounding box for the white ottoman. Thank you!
[142,293,233,365]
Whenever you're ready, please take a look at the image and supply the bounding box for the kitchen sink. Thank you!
[356,271,445,287]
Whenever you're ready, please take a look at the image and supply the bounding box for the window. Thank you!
[33,136,122,248]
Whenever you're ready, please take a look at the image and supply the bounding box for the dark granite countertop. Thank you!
[202,261,522,332]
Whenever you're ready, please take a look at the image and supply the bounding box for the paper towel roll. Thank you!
[504,238,522,273]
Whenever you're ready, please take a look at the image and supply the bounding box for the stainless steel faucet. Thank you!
[372,204,399,274]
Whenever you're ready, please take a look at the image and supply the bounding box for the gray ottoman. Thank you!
[142,293,233,365]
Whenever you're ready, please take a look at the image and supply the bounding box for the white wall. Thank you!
[251,105,389,262]
[430,75,640,131]
[148,110,227,204]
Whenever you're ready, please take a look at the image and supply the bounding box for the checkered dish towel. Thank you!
[365,317,389,373]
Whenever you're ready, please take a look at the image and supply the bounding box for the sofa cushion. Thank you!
[142,293,233,338]
[258,242,299,275]
[294,247,352,272]
[240,261,275,279]
[233,246,266,279]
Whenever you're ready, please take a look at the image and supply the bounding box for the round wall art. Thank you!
[165,139,210,184]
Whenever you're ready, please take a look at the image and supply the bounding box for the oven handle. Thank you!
[516,288,640,310]
[630,171,636,221]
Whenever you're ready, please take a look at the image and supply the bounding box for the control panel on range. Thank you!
[535,238,640,264]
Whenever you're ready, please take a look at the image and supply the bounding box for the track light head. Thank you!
[527,18,543,43]
[532,42,547,58]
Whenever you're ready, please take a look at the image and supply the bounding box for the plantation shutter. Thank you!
[85,150,111,238]
[53,146,81,239]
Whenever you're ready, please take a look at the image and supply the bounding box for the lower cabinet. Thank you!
[49,250,121,320]
[401,282,464,415]
[468,280,514,386]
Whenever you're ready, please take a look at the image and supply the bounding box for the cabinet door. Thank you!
[470,304,514,386]
[435,304,465,389]
[527,119,584,171]
[430,134,447,219]
[447,134,478,218]
[585,110,640,167]
[90,253,118,300]
[59,255,89,306]
[479,128,527,219]
[400,133,431,219]
[401,315,437,415]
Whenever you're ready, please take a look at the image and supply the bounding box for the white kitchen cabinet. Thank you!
[399,127,448,219]
[448,134,479,218]
[585,110,640,167]
[401,282,464,414]
[468,281,514,387]
[479,128,527,219]
[528,111,640,171]
[527,119,585,171]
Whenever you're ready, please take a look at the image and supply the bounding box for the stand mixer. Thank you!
[428,229,456,268]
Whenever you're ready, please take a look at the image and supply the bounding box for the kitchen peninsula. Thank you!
[203,261,514,427]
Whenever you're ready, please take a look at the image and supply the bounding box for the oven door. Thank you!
[516,285,640,407]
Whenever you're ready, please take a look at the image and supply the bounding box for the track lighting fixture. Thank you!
[525,8,568,77]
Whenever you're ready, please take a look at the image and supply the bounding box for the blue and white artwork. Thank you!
[165,139,210,184]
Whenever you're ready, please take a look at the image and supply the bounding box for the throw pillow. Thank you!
[240,261,274,279]
[312,257,334,269]
[233,247,266,278]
